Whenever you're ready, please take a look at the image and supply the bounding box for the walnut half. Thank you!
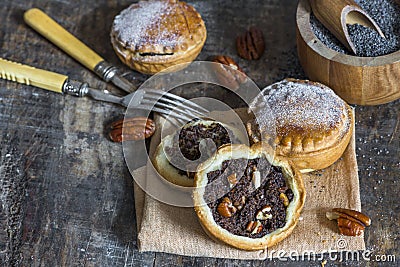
[326,208,371,236]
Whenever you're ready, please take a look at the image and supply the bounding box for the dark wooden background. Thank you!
[0,0,398,266]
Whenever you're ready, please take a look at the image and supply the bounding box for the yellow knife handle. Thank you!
[24,8,104,72]
[0,57,67,93]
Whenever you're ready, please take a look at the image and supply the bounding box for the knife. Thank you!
[0,57,127,104]
[24,8,139,94]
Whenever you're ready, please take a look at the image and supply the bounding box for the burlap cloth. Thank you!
[133,110,365,259]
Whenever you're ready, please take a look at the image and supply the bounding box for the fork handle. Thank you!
[24,8,104,72]
[0,57,67,93]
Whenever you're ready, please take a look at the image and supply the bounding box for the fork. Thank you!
[22,8,207,124]
[0,58,207,123]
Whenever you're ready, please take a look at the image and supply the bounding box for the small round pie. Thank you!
[111,0,207,74]
[153,120,242,187]
[193,144,305,250]
[247,78,354,172]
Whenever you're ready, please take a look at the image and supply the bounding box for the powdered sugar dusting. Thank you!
[252,80,346,135]
[113,1,182,48]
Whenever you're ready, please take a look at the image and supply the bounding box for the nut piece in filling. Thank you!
[110,0,207,74]
[153,120,242,187]
[248,78,354,172]
[193,144,306,250]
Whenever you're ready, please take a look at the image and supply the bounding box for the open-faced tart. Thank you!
[111,0,207,74]
[247,78,354,172]
[153,120,242,187]
[193,144,305,250]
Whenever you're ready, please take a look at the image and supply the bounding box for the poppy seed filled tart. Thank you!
[153,120,242,187]
[247,78,354,172]
[193,144,305,250]
[110,0,207,74]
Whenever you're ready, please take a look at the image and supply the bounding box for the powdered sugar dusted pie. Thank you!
[153,120,242,187]
[247,78,354,172]
[111,0,207,74]
[193,144,305,250]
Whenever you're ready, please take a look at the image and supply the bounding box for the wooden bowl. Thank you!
[296,0,400,105]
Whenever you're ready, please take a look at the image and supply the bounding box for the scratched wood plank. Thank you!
[0,0,153,266]
[0,0,398,266]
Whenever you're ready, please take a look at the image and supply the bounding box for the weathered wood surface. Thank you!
[0,0,398,266]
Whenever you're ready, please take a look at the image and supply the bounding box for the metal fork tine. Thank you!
[153,108,193,122]
[176,118,187,126]
[120,88,206,123]
[163,103,203,122]
[159,114,186,128]
[130,104,188,121]
[144,89,209,114]
[136,104,194,122]
[170,103,203,119]
[143,94,206,117]
[160,95,208,115]
[141,99,202,120]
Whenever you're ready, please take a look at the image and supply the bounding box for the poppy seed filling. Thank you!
[205,158,294,238]
[164,122,238,179]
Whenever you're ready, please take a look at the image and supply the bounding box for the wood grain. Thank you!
[297,0,400,105]
[0,0,398,266]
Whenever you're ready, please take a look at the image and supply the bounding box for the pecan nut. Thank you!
[217,197,237,218]
[210,55,247,90]
[246,220,263,234]
[236,26,265,60]
[337,218,365,236]
[326,208,371,236]
[256,205,272,220]
[109,117,155,142]
[332,208,371,227]
[227,173,238,187]
[233,196,246,210]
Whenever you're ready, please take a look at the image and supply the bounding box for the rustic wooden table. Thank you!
[0,0,398,266]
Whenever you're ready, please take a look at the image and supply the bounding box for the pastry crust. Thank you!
[248,78,354,172]
[153,120,243,187]
[193,143,306,250]
[111,0,207,74]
